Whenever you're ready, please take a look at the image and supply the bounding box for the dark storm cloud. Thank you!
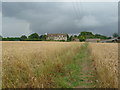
[2,2,118,37]
[0,2,2,35]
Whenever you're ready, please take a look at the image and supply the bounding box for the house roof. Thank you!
[86,39,101,41]
[47,33,67,37]
[100,38,118,42]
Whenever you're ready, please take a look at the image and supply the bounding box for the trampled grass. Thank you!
[53,43,96,88]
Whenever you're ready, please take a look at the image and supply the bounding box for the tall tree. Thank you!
[78,31,93,41]
[40,35,47,41]
[20,35,27,40]
[69,36,73,41]
[79,36,86,41]
[67,34,70,41]
[74,35,78,38]
[112,33,119,38]
[28,33,40,39]
[79,31,93,36]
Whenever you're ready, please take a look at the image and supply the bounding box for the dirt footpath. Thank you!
[75,44,97,88]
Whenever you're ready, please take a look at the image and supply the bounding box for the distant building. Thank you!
[100,40,112,43]
[86,39,101,42]
[72,38,79,42]
[100,37,119,43]
[118,37,120,43]
[47,33,67,41]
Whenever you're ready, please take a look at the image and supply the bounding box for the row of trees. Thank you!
[78,32,111,41]
[2,33,47,41]
[1,32,119,41]
[67,32,113,42]
[20,33,47,41]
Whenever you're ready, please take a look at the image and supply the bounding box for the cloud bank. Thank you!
[2,2,118,37]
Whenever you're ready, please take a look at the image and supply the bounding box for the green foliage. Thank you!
[53,43,96,88]
[107,37,112,39]
[78,32,90,41]
[28,33,40,39]
[79,36,86,42]
[74,35,78,38]
[112,33,119,38]
[2,37,21,41]
[69,36,73,41]
[78,31,93,41]
[94,34,108,39]
[67,34,70,41]
[79,31,93,36]
[2,32,111,41]
[20,35,27,41]
[0,35,2,41]
[40,35,47,41]
[78,31,108,41]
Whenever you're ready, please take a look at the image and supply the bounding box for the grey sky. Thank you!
[2,2,118,37]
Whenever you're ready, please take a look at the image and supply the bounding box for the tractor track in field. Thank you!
[75,43,97,88]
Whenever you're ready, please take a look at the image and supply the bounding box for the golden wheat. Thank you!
[2,41,118,88]
[89,43,118,88]
[0,41,2,89]
[2,41,82,88]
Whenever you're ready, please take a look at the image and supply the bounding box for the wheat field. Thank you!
[2,41,82,88]
[89,43,118,88]
[0,42,2,89]
[2,41,118,88]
